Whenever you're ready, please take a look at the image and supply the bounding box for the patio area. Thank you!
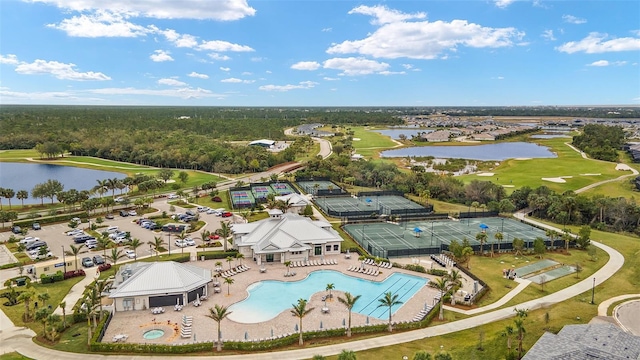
[103,255,442,344]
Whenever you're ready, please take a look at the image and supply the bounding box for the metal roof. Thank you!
[109,261,211,298]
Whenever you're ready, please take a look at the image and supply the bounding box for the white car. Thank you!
[109,231,125,239]
[174,239,188,248]
[67,229,83,236]
[168,194,179,199]
[125,249,136,259]
[114,197,126,203]
[184,238,196,246]
[30,251,53,260]
[112,235,128,244]
[128,210,137,216]
[20,237,39,245]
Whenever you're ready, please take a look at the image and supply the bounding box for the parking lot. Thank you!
[0,198,231,269]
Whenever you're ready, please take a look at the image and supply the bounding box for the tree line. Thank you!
[572,124,625,162]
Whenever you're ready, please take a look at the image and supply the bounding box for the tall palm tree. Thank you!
[434,278,451,320]
[94,179,108,199]
[493,232,503,256]
[176,231,189,255]
[284,260,292,276]
[376,291,403,332]
[224,277,234,295]
[235,253,244,266]
[148,236,165,259]
[65,244,85,271]
[107,248,126,267]
[97,233,111,257]
[326,283,335,299]
[219,221,231,252]
[226,256,234,270]
[514,318,526,359]
[17,190,29,207]
[337,292,361,337]
[18,290,35,322]
[290,298,315,345]
[94,279,112,320]
[128,238,143,260]
[37,292,50,308]
[206,304,232,351]
[475,232,488,255]
[503,325,515,355]
[546,229,558,251]
[60,301,67,328]
[562,230,573,253]
[107,178,119,198]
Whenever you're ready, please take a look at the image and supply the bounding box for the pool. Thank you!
[227,270,428,323]
[143,329,165,340]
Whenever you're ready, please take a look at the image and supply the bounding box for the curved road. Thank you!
[285,127,332,159]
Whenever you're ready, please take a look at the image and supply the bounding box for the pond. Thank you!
[380,142,556,161]
[373,129,431,140]
[0,162,127,204]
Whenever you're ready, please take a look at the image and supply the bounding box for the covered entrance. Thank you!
[149,294,182,307]
[266,254,274,262]
[314,246,322,256]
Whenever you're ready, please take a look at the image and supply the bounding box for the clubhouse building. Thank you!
[231,210,343,265]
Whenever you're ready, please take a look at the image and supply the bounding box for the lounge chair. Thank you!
[347,265,353,271]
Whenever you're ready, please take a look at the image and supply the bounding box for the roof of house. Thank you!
[523,323,640,360]
[232,213,342,255]
[109,261,211,298]
[249,139,276,146]
[274,193,311,207]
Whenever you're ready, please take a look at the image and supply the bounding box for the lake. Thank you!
[380,142,556,161]
[0,162,127,204]
[373,129,432,140]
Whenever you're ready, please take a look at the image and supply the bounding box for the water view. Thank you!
[0,162,127,204]
[373,129,431,140]
[530,134,571,139]
[380,142,556,161]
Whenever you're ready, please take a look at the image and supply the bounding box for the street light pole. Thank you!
[591,277,596,304]
[62,245,67,273]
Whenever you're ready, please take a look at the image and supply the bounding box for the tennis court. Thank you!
[343,217,549,258]
[251,185,275,200]
[316,195,430,218]
[297,180,342,194]
[270,183,295,195]
[230,190,256,208]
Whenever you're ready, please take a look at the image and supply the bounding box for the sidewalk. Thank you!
[53,267,98,315]
[445,277,531,315]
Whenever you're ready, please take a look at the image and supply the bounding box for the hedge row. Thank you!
[196,251,239,260]
[40,271,65,284]
[14,213,87,228]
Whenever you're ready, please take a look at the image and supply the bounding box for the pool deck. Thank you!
[103,255,443,345]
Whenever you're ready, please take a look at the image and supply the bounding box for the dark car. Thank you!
[81,257,94,268]
[119,210,129,217]
[32,223,41,230]
[92,255,105,265]
[185,210,196,217]
[26,241,47,252]
[105,213,114,220]
[11,226,22,234]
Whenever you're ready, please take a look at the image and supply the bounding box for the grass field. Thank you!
[0,352,32,360]
[350,126,400,158]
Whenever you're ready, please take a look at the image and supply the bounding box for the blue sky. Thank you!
[1,0,639,106]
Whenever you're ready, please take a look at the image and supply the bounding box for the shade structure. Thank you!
[366,198,372,203]
[479,223,489,229]
[413,227,423,233]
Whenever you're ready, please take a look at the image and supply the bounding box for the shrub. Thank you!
[427,269,448,276]
[63,269,86,279]
[3,276,31,287]
[212,196,222,202]
[98,263,112,272]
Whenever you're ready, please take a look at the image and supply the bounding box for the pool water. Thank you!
[143,329,165,340]
[227,270,428,323]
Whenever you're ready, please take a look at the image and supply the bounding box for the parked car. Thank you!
[81,257,94,268]
[26,241,47,252]
[11,226,21,234]
[32,222,41,230]
[19,237,39,245]
[206,209,216,215]
[128,210,137,216]
[109,231,125,239]
[31,251,53,260]
[168,194,179,199]
[86,242,97,250]
[184,238,196,246]
[112,235,128,244]
[92,255,105,265]
[66,229,83,236]
[105,213,115,220]
[71,217,81,223]
[197,206,208,213]
[119,210,129,217]
[221,211,233,218]
[185,210,196,217]
[174,239,188,248]
[125,249,136,259]
[114,197,125,203]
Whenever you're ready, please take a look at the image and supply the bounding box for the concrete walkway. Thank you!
[52,267,98,316]
[444,277,532,315]
[597,293,640,316]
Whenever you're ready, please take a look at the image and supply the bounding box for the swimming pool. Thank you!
[227,270,428,323]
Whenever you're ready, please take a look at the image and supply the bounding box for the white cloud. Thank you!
[241,71,252,75]
[328,7,525,60]
[0,54,20,65]
[220,77,254,84]
[322,27,332,32]
[220,67,231,71]
[378,70,406,76]
[47,10,151,37]
[12,58,110,81]
[494,0,516,9]
[90,86,219,99]
[259,81,318,92]
[323,77,340,81]
[157,28,199,47]
[187,71,208,79]
[557,32,640,54]
[150,50,173,62]
[323,57,389,76]
[291,61,321,71]
[541,29,556,41]
[158,78,187,86]
[251,57,264,62]
[198,40,253,52]
[587,60,627,67]
[0,88,84,101]
[28,0,256,21]
[562,14,587,24]
[349,5,426,25]
[209,53,231,61]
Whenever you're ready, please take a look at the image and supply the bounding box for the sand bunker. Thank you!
[542,176,573,183]
[502,185,515,188]
[616,163,632,171]
[477,172,495,177]
[580,173,601,176]
[352,138,361,141]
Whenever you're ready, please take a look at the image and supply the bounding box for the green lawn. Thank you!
[0,149,41,160]
[0,352,33,360]
[350,127,399,158]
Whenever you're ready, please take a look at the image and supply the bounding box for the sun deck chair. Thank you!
[347,265,353,271]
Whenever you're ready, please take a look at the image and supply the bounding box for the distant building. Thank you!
[422,130,451,142]
[523,323,640,360]
[249,139,276,148]
[471,133,495,141]
[274,193,311,214]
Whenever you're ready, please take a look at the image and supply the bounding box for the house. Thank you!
[108,261,211,311]
[421,130,451,142]
[231,211,343,265]
[471,133,495,141]
[523,323,640,360]
[249,139,276,148]
[274,193,311,214]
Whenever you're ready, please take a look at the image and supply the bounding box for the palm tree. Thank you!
[434,278,451,320]
[446,270,463,305]
[219,221,231,252]
[562,230,573,253]
[107,178,119,198]
[235,253,244,266]
[290,298,315,345]
[60,301,67,328]
[493,232,503,256]
[97,233,111,257]
[65,244,85,271]
[326,283,335,299]
[148,236,165,259]
[337,292,361,337]
[475,232,488,255]
[224,277,234,295]
[94,279,112,320]
[376,291,403,332]
[503,325,515,355]
[18,290,35,322]
[176,231,189,255]
[206,304,232,351]
[514,318,526,359]
[37,292,50,308]
[284,260,292,275]
[226,256,234,270]
[94,179,108,199]
[107,248,125,266]
[17,190,29,207]
[128,238,143,260]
